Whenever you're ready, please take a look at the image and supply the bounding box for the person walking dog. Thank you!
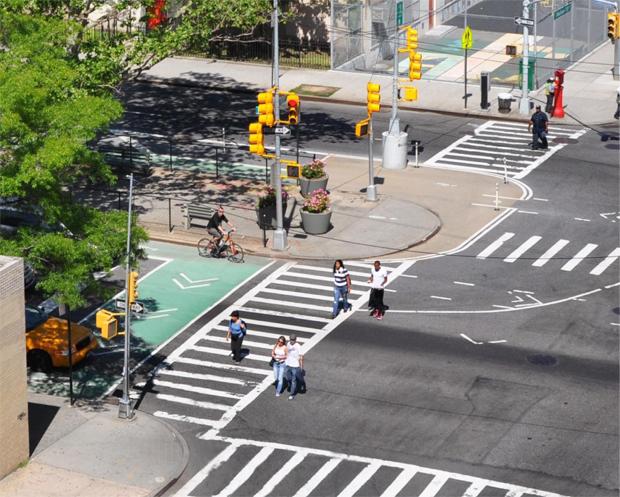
[226,310,246,363]
[271,336,288,397]
[332,259,352,318]
[368,260,388,320]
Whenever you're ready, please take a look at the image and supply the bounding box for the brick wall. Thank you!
[0,256,29,478]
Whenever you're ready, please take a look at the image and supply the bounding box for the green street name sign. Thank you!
[396,1,403,26]
[554,2,571,20]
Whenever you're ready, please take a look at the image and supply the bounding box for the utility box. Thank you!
[96,309,118,340]
[518,59,536,91]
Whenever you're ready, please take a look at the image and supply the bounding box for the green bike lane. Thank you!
[27,240,270,400]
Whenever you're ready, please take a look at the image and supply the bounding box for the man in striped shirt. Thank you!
[332,259,352,318]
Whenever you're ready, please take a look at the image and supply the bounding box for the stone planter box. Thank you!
[299,175,328,197]
[256,202,287,229]
[300,209,332,235]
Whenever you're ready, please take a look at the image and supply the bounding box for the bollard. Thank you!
[262,225,267,248]
[215,147,219,179]
[494,183,499,211]
[414,142,419,168]
[503,157,508,184]
[169,140,173,172]
[168,198,172,232]
[117,191,122,210]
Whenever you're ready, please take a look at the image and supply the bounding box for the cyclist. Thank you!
[207,205,235,254]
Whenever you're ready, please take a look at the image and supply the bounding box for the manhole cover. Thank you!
[527,354,558,366]
[552,137,579,145]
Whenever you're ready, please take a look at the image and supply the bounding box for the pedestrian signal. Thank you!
[248,122,265,155]
[402,87,418,101]
[257,91,275,127]
[367,83,381,114]
[286,92,300,125]
[128,271,139,303]
[409,52,423,80]
[286,164,301,178]
[355,119,369,137]
[608,13,619,41]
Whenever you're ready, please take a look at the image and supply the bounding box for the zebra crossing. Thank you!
[138,260,408,433]
[474,231,620,277]
[174,435,568,497]
[425,121,586,179]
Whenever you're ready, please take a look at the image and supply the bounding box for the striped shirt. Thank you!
[334,267,349,287]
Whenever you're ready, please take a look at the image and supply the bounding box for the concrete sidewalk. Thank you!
[140,41,619,127]
[0,393,188,497]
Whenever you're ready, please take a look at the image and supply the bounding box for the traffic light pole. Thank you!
[271,0,287,250]
[119,173,135,419]
[367,117,376,201]
[519,0,531,115]
[389,25,400,135]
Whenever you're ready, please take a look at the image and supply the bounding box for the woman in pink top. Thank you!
[271,336,288,397]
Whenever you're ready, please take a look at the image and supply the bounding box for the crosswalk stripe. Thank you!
[283,271,373,287]
[138,379,243,399]
[476,132,529,142]
[344,261,397,271]
[156,393,230,411]
[174,357,270,376]
[337,462,381,497]
[174,444,239,497]
[532,239,570,267]
[214,447,274,497]
[468,138,545,152]
[153,411,223,427]
[379,468,417,497]
[254,452,306,497]
[462,480,487,497]
[193,345,271,362]
[271,278,366,295]
[294,264,370,278]
[292,458,341,497]
[458,146,541,160]
[212,325,310,343]
[504,236,542,263]
[157,369,253,386]
[258,287,334,302]
[477,232,515,259]
[238,306,331,323]
[561,243,598,272]
[418,474,448,497]
[201,334,275,350]
[590,247,620,276]
[250,296,332,312]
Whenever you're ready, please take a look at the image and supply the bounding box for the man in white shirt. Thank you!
[368,260,388,320]
[285,334,304,400]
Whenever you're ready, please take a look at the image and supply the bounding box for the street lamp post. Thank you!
[519,0,532,114]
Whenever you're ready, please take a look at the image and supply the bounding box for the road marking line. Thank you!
[561,243,598,271]
[156,393,230,411]
[142,379,243,399]
[418,475,449,497]
[605,282,620,289]
[282,271,373,287]
[201,335,275,350]
[590,247,620,276]
[158,369,253,386]
[292,459,341,497]
[488,339,508,344]
[238,306,330,323]
[454,281,475,286]
[512,289,535,294]
[250,296,332,312]
[462,480,490,497]
[399,274,418,278]
[471,202,509,209]
[212,325,312,343]
[533,197,548,201]
[344,261,397,271]
[227,318,321,333]
[460,333,483,345]
[517,210,539,215]
[173,357,270,376]
[477,232,515,259]
[214,447,274,497]
[504,236,542,263]
[258,287,334,302]
[611,323,620,327]
[254,452,306,497]
[294,264,371,278]
[430,295,452,301]
[574,217,591,222]
[492,305,514,309]
[532,239,570,267]
[153,411,223,428]
[193,345,271,363]
[337,462,381,497]
[271,279,366,295]
[482,194,522,200]
[379,468,417,497]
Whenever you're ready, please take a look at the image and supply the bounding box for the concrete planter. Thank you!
[299,175,328,197]
[256,202,287,229]
[301,209,332,235]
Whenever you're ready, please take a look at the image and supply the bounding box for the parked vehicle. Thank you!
[25,306,98,373]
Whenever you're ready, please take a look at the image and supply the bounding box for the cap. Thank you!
[230,310,239,318]
[289,334,297,342]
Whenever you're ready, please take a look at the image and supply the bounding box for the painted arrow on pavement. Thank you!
[173,273,219,290]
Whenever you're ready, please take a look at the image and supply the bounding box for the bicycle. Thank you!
[197,230,244,263]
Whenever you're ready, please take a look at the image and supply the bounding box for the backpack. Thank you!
[229,319,247,337]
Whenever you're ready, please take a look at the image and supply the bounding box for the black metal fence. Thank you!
[182,39,331,70]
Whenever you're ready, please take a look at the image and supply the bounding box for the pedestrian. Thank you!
[544,77,555,114]
[226,310,246,363]
[332,259,352,318]
[285,334,304,400]
[368,260,388,320]
[614,87,620,120]
[528,105,548,150]
[271,336,287,397]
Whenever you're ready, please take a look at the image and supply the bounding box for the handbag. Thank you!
[269,358,275,367]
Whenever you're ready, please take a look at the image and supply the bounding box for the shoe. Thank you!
[330,314,337,319]
[276,393,281,397]
[234,360,241,364]
[370,309,376,317]
[288,395,295,400]
[376,313,383,320]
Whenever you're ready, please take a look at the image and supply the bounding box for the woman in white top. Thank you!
[271,336,288,397]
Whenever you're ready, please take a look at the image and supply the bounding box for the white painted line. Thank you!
[292,459,341,497]
[294,264,371,278]
[488,340,507,344]
[454,281,475,286]
[153,411,223,428]
[418,475,449,497]
[517,210,538,215]
[173,357,270,376]
[238,306,330,323]
[504,236,542,263]
[155,393,230,411]
[250,296,332,312]
[138,379,243,399]
[228,318,321,334]
[430,295,452,301]
[201,335,274,350]
[337,463,381,497]
[590,247,620,276]
[151,308,178,314]
[514,145,565,180]
[561,243,598,272]
[532,239,569,267]
[533,197,548,202]
[611,323,620,327]
[344,261,397,272]
[258,287,334,302]
[212,325,311,343]
[173,443,239,497]
[369,215,386,220]
[379,468,417,497]
[460,333,483,345]
[482,194,522,201]
[158,369,253,386]
[214,447,274,497]
[492,305,513,309]
[605,282,620,289]
[574,217,591,222]
[254,452,306,497]
[477,232,515,259]
[462,480,488,497]
[471,202,509,209]
[512,289,535,294]
[193,345,271,363]
[140,314,169,320]
[272,279,365,295]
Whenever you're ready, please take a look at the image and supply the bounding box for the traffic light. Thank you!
[128,271,138,303]
[257,91,275,127]
[367,82,381,114]
[286,164,301,178]
[287,92,300,125]
[355,118,369,137]
[402,87,418,101]
[248,122,264,155]
[608,12,619,42]
[409,51,423,80]
[405,27,418,51]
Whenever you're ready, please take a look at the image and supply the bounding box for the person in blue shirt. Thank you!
[226,310,246,363]
[528,105,549,150]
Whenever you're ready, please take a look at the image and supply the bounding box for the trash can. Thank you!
[497,93,513,113]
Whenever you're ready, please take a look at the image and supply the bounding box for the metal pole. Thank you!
[569,0,575,63]
[414,141,419,167]
[119,173,134,419]
[168,198,172,232]
[464,0,468,108]
[168,139,172,171]
[519,0,531,114]
[215,147,219,179]
[616,40,620,81]
[534,2,538,88]
[67,304,74,406]
[296,123,300,166]
[503,157,508,184]
[494,182,499,211]
[587,0,591,51]
[272,0,287,250]
[552,0,556,66]
[367,118,377,201]
[389,12,400,135]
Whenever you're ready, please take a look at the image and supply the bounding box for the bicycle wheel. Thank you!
[226,243,244,263]
[197,238,214,257]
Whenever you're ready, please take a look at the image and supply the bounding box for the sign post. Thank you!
[461,26,473,108]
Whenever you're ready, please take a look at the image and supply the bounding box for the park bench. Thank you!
[184,204,215,229]
[98,144,152,176]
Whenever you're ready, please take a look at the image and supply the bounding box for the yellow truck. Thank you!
[25,306,98,372]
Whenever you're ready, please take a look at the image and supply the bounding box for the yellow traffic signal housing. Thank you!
[128,271,138,303]
[409,52,423,80]
[248,122,265,155]
[367,82,381,114]
[287,92,300,125]
[608,12,619,41]
[257,91,275,127]
[355,118,369,137]
[286,164,301,178]
[402,87,418,101]
[96,309,118,340]
[406,27,418,51]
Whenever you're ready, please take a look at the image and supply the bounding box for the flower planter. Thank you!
[301,209,332,235]
[299,175,328,197]
[256,202,287,229]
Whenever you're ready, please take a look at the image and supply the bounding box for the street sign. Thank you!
[553,2,571,20]
[396,1,403,27]
[274,126,291,136]
[461,26,473,50]
[114,300,145,313]
[514,16,534,27]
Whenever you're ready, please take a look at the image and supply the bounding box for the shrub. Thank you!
[301,159,326,179]
[257,187,288,209]
[302,188,330,213]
